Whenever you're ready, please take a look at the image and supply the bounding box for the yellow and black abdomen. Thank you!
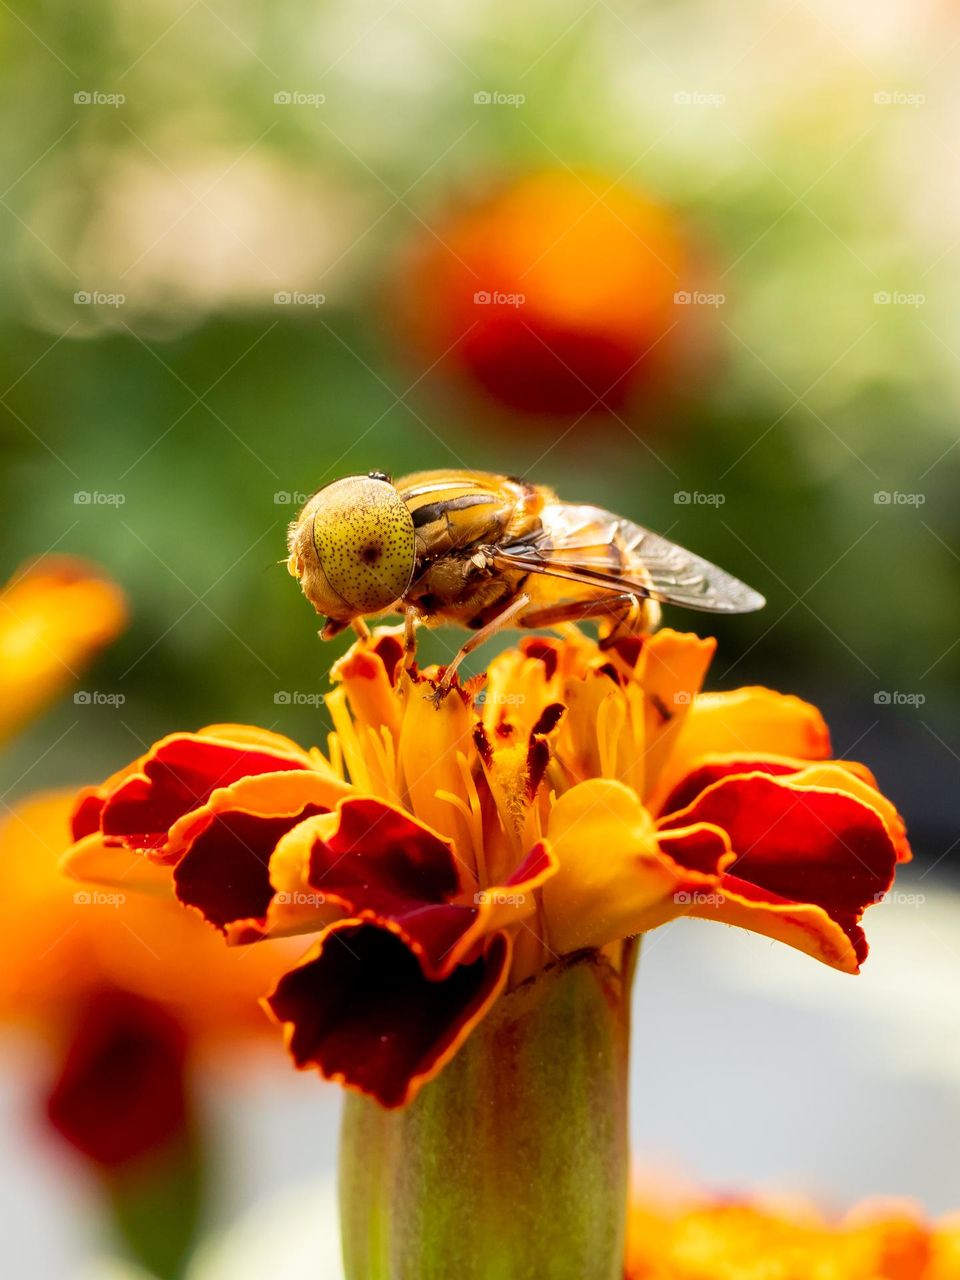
[396,470,544,559]
[395,471,546,626]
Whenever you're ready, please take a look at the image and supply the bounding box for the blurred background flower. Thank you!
[1,0,959,1275]
[0,558,308,1276]
[394,170,690,416]
[623,1185,960,1279]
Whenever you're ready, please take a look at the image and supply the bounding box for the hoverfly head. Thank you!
[287,473,416,631]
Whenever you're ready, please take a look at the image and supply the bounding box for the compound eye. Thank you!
[312,476,415,614]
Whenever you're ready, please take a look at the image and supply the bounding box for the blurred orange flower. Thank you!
[66,627,909,1111]
[397,170,688,416]
[625,1190,960,1280]
[0,556,127,744]
[0,558,297,1168]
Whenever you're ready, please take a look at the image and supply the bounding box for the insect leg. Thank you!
[351,616,372,641]
[403,607,419,669]
[429,593,531,706]
[518,592,640,630]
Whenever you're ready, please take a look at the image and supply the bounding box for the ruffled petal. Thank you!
[430,839,559,977]
[265,921,510,1107]
[540,779,729,955]
[293,797,548,977]
[173,807,328,933]
[659,773,898,972]
[308,796,465,907]
[657,753,805,817]
[166,770,351,936]
[688,878,862,973]
[786,762,911,864]
[97,733,313,859]
[657,755,910,862]
[67,766,350,941]
[197,723,315,759]
[63,833,175,895]
[651,687,831,812]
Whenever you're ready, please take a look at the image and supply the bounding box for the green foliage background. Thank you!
[1,0,956,849]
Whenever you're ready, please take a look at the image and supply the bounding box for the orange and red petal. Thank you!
[787,762,912,863]
[659,773,898,970]
[690,877,864,973]
[658,754,806,818]
[63,833,175,895]
[303,796,503,977]
[162,768,353,935]
[650,687,831,812]
[308,796,465,910]
[90,733,311,857]
[440,840,560,973]
[173,805,329,932]
[658,754,910,863]
[541,779,729,955]
[266,921,510,1108]
[656,821,735,877]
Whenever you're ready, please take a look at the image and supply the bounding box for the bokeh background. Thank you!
[1,0,959,1275]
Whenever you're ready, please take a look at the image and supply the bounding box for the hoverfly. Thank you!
[286,470,764,701]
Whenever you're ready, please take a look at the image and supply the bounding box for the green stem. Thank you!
[339,950,632,1280]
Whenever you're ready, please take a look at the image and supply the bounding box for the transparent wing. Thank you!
[494,503,765,615]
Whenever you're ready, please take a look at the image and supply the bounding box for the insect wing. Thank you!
[495,503,765,614]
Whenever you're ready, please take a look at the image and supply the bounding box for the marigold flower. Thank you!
[64,627,909,1111]
[395,170,687,416]
[0,556,297,1165]
[625,1189,960,1280]
[0,553,308,1277]
[1,786,303,1168]
[0,556,127,744]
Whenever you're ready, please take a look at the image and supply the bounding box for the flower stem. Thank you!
[339,949,632,1279]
